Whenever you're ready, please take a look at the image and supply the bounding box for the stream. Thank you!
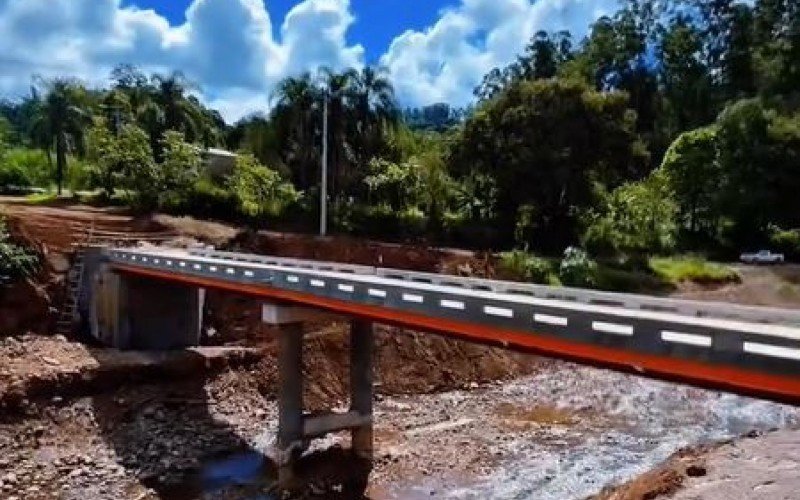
[191,359,800,499]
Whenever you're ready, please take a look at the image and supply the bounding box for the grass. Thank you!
[648,256,740,285]
[496,250,560,285]
[24,192,58,205]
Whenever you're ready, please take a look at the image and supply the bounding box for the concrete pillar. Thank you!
[350,320,374,461]
[261,304,375,490]
[277,322,305,485]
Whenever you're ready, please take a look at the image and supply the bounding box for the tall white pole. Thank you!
[320,95,328,237]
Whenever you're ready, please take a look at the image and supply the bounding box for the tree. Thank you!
[350,66,398,179]
[151,72,200,135]
[658,17,716,137]
[451,79,648,251]
[318,67,357,197]
[659,126,721,241]
[272,73,321,189]
[517,31,573,81]
[159,131,202,201]
[583,174,678,258]
[30,79,90,195]
[753,0,800,97]
[86,120,154,199]
[228,153,298,218]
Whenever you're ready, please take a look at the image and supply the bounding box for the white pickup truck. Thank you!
[739,249,785,265]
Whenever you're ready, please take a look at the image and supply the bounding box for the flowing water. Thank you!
[191,360,800,499]
[371,361,800,499]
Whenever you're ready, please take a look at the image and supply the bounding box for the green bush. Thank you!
[559,247,597,287]
[0,148,51,189]
[162,178,239,220]
[66,156,95,192]
[769,228,800,261]
[0,217,38,284]
[345,204,427,241]
[649,256,739,285]
[228,153,298,218]
[498,250,555,284]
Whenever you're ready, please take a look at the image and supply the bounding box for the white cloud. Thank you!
[380,0,619,107]
[0,0,361,122]
[0,0,617,121]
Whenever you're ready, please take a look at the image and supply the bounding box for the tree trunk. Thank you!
[55,131,67,196]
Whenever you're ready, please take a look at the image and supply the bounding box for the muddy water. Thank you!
[367,360,800,499]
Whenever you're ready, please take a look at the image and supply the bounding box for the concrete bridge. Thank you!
[78,245,800,486]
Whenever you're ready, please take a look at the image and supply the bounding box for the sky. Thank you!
[0,0,620,122]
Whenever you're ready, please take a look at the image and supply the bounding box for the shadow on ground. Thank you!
[87,350,372,499]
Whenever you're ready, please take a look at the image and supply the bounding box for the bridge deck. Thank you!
[108,246,800,405]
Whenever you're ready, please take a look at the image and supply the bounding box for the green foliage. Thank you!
[451,78,649,251]
[228,153,298,218]
[0,217,38,284]
[161,177,239,220]
[24,192,57,205]
[87,121,155,202]
[659,126,720,240]
[343,204,427,241]
[583,174,678,258]
[559,247,597,287]
[31,79,91,195]
[159,131,201,196]
[498,250,556,284]
[649,256,739,285]
[769,227,800,261]
[0,148,51,189]
[364,158,419,210]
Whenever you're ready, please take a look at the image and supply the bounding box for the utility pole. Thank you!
[320,94,328,237]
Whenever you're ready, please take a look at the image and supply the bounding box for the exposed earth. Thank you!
[1,197,800,499]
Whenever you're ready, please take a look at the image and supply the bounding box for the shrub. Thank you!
[228,154,298,218]
[0,148,51,189]
[498,250,554,284]
[649,256,739,285]
[345,204,427,241]
[178,178,239,220]
[769,228,800,261]
[559,247,597,287]
[0,217,38,284]
[582,174,677,259]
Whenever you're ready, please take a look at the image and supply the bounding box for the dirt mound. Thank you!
[230,230,495,274]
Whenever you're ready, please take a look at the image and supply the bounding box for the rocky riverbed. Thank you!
[1,352,797,500]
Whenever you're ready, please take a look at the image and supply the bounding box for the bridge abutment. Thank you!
[90,261,203,349]
[264,304,374,487]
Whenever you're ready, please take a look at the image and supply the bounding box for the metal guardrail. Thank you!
[107,246,800,384]
[188,247,800,326]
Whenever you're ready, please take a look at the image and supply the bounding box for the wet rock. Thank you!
[686,464,707,477]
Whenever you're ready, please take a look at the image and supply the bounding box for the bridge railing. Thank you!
[187,247,800,327]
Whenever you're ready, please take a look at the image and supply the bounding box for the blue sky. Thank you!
[122,0,460,63]
[0,0,620,121]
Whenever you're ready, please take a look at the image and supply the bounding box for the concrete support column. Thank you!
[277,322,305,485]
[350,320,374,461]
[263,304,375,489]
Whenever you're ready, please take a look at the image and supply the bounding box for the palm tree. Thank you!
[31,79,89,195]
[272,73,321,189]
[318,67,358,196]
[151,71,202,140]
[351,66,398,177]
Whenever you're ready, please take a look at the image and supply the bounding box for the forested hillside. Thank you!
[1,0,798,268]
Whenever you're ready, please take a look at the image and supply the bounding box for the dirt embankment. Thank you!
[592,428,800,500]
